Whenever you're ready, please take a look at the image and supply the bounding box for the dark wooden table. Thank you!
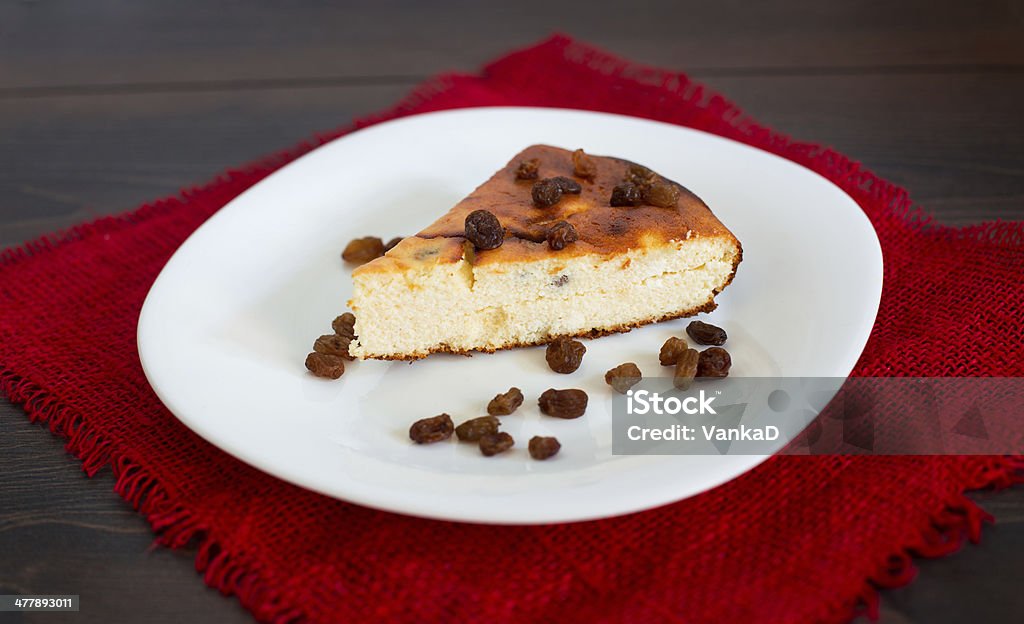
[2,2,1022,622]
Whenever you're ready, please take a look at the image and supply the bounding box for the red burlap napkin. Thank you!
[1,35,1022,623]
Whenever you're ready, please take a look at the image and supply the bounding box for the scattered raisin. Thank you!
[342,237,385,265]
[546,220,579,251]
[488,387,524,415]
[686,320,728,346]
[697,347,732,378]
[659,336,689,366]
[551,176,582,194]
[409,414,454,444]
[610,183,643,207]
[455,416,500,442]
[305,352,345,379]
[528,436,561,460]
[313,333,351,359]
[538,388,588,419]
[464,209,505,250]
[605,363,642,394]
[479,432,514,456]
[332,312,356,338]
[515,158,540,180]
[572,149,597,179]
[545,337,586,374]
[643,183,680,208]
[626,164,657,189]
[532,178,563,208]
[384,237,403,252]
[673,349,700,390]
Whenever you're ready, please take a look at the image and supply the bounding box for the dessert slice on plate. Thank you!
[348,145,742,360]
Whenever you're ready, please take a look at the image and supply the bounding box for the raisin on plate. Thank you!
[488,387,524,415]
[686,320,728,346]
[479,432,514,456]
[313,334,351,360]
[546,337,586,374]
[605,363,642,394]
[659,336,689,366]
[697,347,732,379]
[455,416,500,442]
[673,349,700,390]
[528,436,561,460]
[332,312,356,338]
[538,388,588,419]
[342,237,385,265]
[409,414,455,444]
[305,352,345,379]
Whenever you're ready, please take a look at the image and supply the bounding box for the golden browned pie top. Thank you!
[355,144,739,275]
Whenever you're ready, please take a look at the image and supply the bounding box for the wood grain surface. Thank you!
[1,1,1022,622]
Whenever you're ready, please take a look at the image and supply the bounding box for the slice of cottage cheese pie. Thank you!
[348,145,742,360]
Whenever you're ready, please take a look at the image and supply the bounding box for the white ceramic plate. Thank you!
[139,107,882,524]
